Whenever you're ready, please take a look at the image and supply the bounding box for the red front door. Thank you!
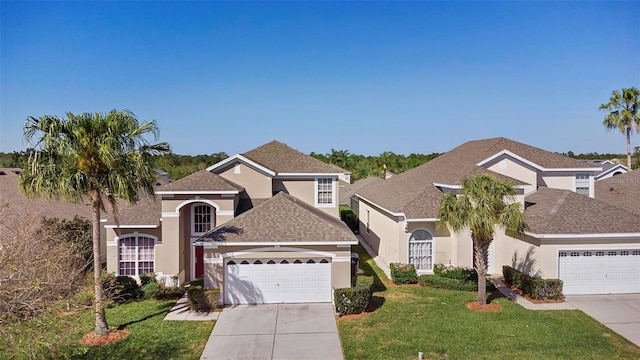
[195,246,204,278]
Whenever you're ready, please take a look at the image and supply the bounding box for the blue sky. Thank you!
[2,1,639,156]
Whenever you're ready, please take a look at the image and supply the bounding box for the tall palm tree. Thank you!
[438,174,527,306]
[599,87,640,170]
[19,110,170,336]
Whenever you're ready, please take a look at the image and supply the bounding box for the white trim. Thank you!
[526,231,640,239]
[162,212,180,218]
[192,203,215,236]
[115,233,157,277]
[195,240,358,247]
[333,256,351,263]
[220,247,340,259]
[356,194,405,217]
[279,172,344,177]
[204,258,223,264]
[156,190,240,195]
[433,182,528,192]
[314,177,337,207]
[406,218,439,223]
[206,154,276,176]
[100,218,107,223]
[595,164,628,181]
[175,199,220,212]
[105,224,158,229]
[407,228,435,272]
[336,244,352,249]
[217,210,234,216]
[476,150,602,173]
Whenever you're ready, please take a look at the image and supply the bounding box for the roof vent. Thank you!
[12,170,21,175]
[0,171,6,175]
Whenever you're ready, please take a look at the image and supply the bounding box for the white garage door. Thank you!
[224,258,332,304]
[559,249,640,295]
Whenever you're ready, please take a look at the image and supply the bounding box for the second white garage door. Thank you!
[224,258,332,305]
[558,249,640,295]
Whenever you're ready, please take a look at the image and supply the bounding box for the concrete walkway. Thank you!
[163,295,220,321]
[200,303,343,360]
[490,277,576,310]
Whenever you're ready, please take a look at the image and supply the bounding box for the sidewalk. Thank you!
[163,295,221,321]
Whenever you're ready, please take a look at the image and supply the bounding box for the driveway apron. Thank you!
[200,303,344,360]
[565,294,640,347]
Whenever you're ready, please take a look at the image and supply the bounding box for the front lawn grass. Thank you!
[339,245,640,360]
[3,299,213,360]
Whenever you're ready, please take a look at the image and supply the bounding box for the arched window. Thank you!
[118,234,155,276]
[192,204,213,235]
[408,229,433,271]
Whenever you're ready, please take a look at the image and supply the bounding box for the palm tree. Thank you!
[19,110,170,336]
[599,87,640,170]
[438,174,527,306]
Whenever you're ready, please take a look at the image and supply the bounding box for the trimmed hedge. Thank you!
[418,274,496,292]
[334,276,374,316]
[186,286,220,311]
[340,208,359,233]
[503,266,564,300]
[102,274,143,302]
[390,263,417,284]
[433,264,478,282]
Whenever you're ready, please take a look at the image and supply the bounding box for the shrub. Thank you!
[139,273,157,286]
[418,274,495,292]
[340,208,359,233]
[186,286,220,311]
[334,276,374,316]
[503,266,564,300]
[69,289,93,308]
[390,263,417,284]
[433,264,478,282]
[102,274,143,302]
[142,282,160,299]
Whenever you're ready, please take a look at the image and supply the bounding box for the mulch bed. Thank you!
[79,329,130,346]
[466,302,502,312]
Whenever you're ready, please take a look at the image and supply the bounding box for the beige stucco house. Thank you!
[102,141,357,305]
[356,137,640,295]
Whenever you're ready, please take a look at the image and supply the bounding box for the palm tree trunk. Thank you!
[474,240,489,307]
[627,127,632,170]
[92,196,109,336]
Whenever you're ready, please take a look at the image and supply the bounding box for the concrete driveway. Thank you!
[565,294,640,347]
[200,303,344,360]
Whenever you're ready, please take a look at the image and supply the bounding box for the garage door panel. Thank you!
[225,259,332,304]
[559,249,640,295]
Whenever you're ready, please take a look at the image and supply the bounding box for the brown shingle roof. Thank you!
[357,137,596,218]
[525,187,640,234]
[199,192,357,243]
[243,140,347,174]
[339,176,384,206]
[159,170,244,192]
[0,168,93,220]
[595,170,640,216]
[104,197,161,226]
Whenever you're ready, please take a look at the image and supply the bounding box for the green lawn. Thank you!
[339,245,640,360]
[3,300,214,360]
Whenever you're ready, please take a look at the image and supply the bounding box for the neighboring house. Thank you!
[339,176,384,207]
[356,137,640,295]
[595,170,640,216]
[581,160,628,181]
[102,141,357,305]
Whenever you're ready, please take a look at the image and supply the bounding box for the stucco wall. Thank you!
[357,199,404,264]
[538,172,577,192]
[105,226,163,276]
[274,178,339,217]
[218,162,272,199]
[485,156,538,191]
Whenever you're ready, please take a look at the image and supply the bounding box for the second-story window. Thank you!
[316,178,334,206]
[193,204,212,234]
[575,174,590,196]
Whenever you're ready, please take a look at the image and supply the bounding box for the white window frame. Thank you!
[117,233,157,277]
[575,173,590,197]
[192,204,213,236]
[314,177,336,207]
[407,228,435,272]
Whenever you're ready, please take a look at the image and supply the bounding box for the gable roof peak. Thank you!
[241,140,348,175]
